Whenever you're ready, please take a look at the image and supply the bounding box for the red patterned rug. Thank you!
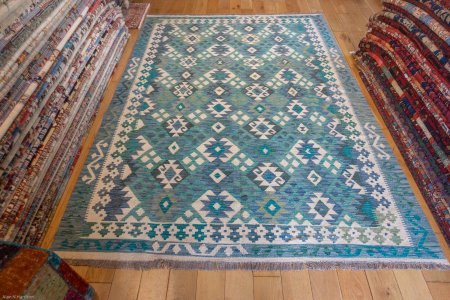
[126,3,150,29]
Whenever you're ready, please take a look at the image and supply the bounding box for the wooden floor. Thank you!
[41,0,450,299]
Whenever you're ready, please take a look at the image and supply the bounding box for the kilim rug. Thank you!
[52,15,449,269]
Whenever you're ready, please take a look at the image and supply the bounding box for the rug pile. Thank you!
[355,0,450,243]
[53,15,448,269]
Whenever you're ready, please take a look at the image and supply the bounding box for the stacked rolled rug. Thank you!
[0,0,129,245]
[354,0,449,243]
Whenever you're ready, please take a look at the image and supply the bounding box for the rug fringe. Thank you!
[64,258,450,271]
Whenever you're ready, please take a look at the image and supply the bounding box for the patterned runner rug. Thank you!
[125,2,150,29]
[52,15,448,269]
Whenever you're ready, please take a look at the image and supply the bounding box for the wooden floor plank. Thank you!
[254,276,283,300]
[337,270,372,300]
[306,0,322,12]
[422,270,450,283]
[108,269,142,300]
[394,270,433,300]
[196,271,226,300]
[281,270,313,300]
[225,270,253,300]
[166,270,198,300]
[85,267,116,283]
[71,265,89,279]
[253,271,281,277]
[91,283,112,300]
[137,269,170,300]
[366,270,402,300]
[309,270,342,300]
[427,282,450,300]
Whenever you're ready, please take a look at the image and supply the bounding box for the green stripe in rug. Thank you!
[52,15,449,270]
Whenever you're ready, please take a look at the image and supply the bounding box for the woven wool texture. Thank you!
[0,0,129,245]
[125,2,150,29]
[0,243,94,299]
[52,15,448,269]
[355,0,450,244]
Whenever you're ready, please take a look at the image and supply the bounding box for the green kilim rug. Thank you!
[52,15,449,269]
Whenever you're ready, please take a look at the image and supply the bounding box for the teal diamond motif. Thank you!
[255,104,265,113]
[292,104,303,114]
[159,196,173,213]
[213,103,225,112]
[176,103,185,111]
[259,145,271,155]
[264,199,281,216]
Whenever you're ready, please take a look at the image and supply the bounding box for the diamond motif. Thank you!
[254,104,265,113]
[180,56,197,68]
[247,163,290,192]
[275,68,302,84]
[269,45,295,56]
[187,109,208,124]
[307,193,342,225]
[176,103,185,111]
[168,142,180,154]
[243,56,264,69]
[216,35,226,42]
[164,115,193,137]
[245,117,281,139]
[247,47,257,54]
[197,137,240,162]
[242,34,260,44]
[205,68,236,83]
[209,168,227,183]
[259,145,272,155]
[245,83,272,101]
[297,123,309,134]
[264,199,281,216]
[287,100,308,119]
[192,190,242,223]
[159,196,173,213]
[307,170,322,186]
[207,99,232,117]
[184,34,200,44]
[230,111,250,126]
[151,160,189,189]
[172,82,195,99]
[214,86,225,95]
[181,71,192,79]
[207,44,235,56]
[212,122,226,133]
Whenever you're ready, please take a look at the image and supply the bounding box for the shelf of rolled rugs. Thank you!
[0,0,130,298]
[354,0,449,244]
[0,0,129,245]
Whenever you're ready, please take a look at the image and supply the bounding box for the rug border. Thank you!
[56,250,450,270]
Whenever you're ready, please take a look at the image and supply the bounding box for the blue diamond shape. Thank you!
[264,199,281,216]
[159,196,173,213]
[255,104,265,113]
[314,200,329,217]
[259,145,271,155]
[262,170,276,182]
